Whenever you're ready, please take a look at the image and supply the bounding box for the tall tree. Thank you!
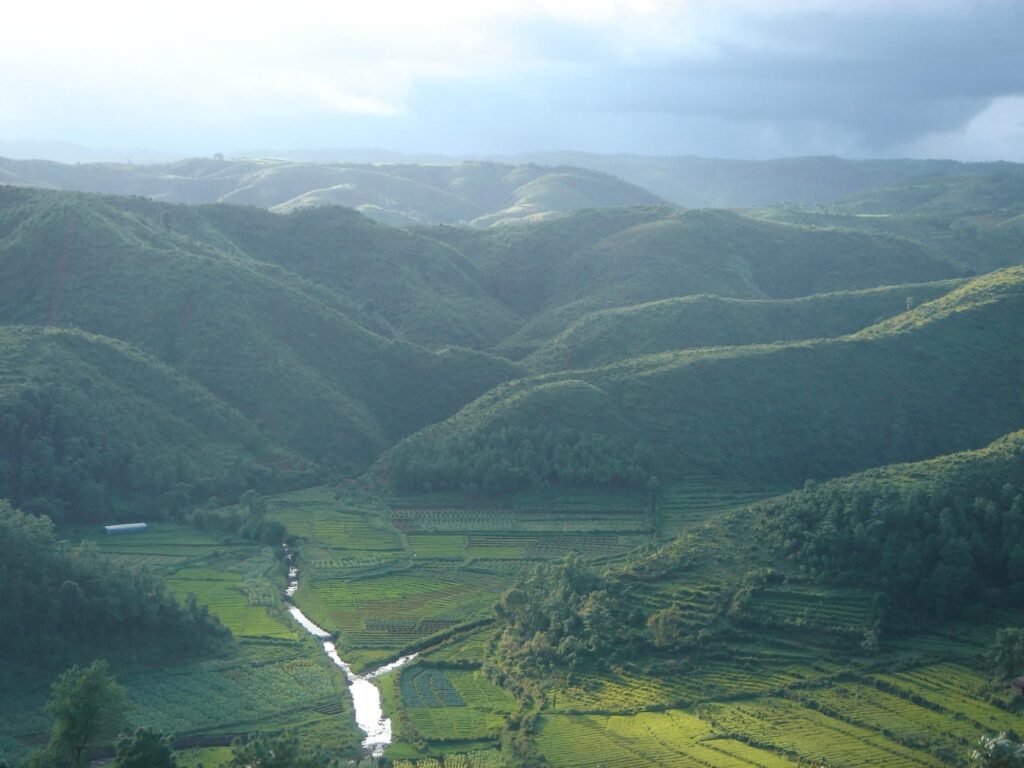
[45,660,127,767]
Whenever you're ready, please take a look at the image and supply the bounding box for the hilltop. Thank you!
[0,156,662,226]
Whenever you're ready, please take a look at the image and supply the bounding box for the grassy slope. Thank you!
[526,280,962,372]
[0,188,521,474]
[385,266,1024,487]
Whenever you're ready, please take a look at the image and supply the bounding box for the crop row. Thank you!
[392,750,505,768]
[871,664,1021,734]
[401,667,466,708]
[406,707,504,741]
[536,710,797,768]
[700,698,944,767]
[390,507,646,534]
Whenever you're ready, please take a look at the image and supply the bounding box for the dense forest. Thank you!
[0,501,230,660]
[762,430,1024,622]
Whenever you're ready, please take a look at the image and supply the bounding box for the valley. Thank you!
[1,154,1023,767]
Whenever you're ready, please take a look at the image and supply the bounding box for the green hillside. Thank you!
[760,427,1024,620]
[0,156,663,226]
[424,207,959,357]
[386,266,1024,492]
[834,163,1024,215]
[186,201,519,349]
[0,326,306,521]
[527,281,962,372]
[0,188,521,476]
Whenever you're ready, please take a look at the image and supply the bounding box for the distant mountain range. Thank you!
[4,150,1022,222]
[0,156,662,227]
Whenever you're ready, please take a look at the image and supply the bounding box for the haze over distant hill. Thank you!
[232,149,1021,208]
[0,155,662,227]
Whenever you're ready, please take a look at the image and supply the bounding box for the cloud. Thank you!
[1,0,1022,158]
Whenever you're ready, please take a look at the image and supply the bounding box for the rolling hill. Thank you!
[0,156,663,227]
[0,187,522,487]
[385,266,1024,492]
[0,326,308,521]
[423,207,961,357]
[526,280,963,372]
[498,152,975,207]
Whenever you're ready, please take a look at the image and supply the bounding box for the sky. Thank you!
[1,0,1023,161]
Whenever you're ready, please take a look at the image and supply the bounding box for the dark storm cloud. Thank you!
[543,4,1023,151]
[400,2,1024,157]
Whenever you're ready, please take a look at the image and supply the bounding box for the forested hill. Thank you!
[384,266,1024,493]
[0,187,522,519]
[759,428,1024,621]
[0,326,310,522]
[525,281,962,372]
[0,500,230,658]
[0,156,662,226]
[422,207,961,358]
[0,178,1021,519]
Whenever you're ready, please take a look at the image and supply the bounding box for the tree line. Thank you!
[0,501,230,661]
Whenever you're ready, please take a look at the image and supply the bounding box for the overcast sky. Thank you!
[2,0,1022,161]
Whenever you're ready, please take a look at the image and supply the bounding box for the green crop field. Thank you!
[295,566,508,664]
[422,627,498,664]
[166,568,296,640]
[21,489,1020,768]
[536,710,801,768]
[392,749,505,768]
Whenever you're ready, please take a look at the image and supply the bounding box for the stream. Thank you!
[283,544,416,756]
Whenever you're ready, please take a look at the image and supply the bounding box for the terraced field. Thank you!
[166,568,295,640]
[872,664,1023,734]
[657,478,789,537]
[397,665,514,744]
[422,627,498,664]
[743,585,875,633]
[701,698,946,767]
[295,565,508,661]
[52,488,1022,768]
[537,711,801,768]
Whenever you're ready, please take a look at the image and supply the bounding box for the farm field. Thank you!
[8,488,1019,768]
[269,486,663,670]
[656,477,790,538]
[286,487,1024,765]
[0,521,364,765]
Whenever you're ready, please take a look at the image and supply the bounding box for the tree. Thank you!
[971,733,1024,768]
[989,628,1024,679]
[45,660,127,767]
[646,603,687,649]
[113,728,177,768]
[229,732,326,768]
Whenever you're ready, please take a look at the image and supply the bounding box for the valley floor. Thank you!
[1,482,1019,767]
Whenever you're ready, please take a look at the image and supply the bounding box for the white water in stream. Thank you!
[283,545,415,756]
